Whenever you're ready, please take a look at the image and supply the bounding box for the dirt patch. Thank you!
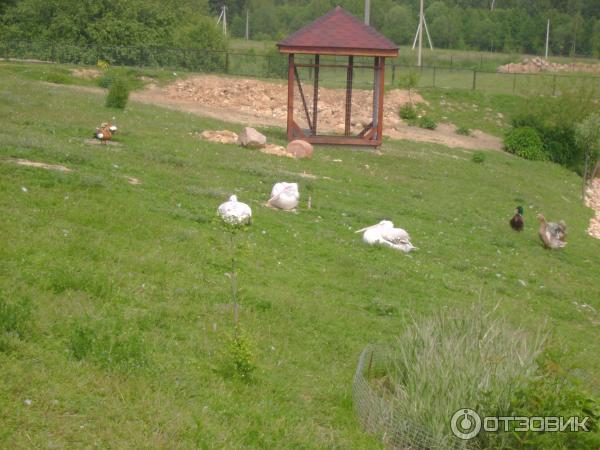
[127,177,142,185]
[72,68,102,79]
[201,130,238,145]
[386,123,502,151]
[14,159,73,172]
[49,76,502,150]
[498,57,600,74]
[585,178,600,239]
[135,75,501,150]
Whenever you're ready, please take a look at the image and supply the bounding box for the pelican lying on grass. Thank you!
[268,182,299,210]
[218,195,252,226]
[355,220,417,253]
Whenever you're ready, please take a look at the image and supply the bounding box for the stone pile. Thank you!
[497,57,600,74]
[200,127,313,159]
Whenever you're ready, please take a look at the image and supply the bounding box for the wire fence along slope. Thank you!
[2,41,599,97]
[353,345,474,450]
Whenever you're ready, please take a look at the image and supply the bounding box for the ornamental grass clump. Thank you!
[383,303,546,445]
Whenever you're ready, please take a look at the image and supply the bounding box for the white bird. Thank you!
[268,182,299,210]
[217,195,252,226]
[355,220,417,253]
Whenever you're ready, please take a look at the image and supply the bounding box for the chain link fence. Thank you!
[1,41,599,97]
[353,345,476,450]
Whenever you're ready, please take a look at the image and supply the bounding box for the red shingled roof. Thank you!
[277,6,398,57]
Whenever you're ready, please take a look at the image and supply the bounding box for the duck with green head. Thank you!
[510,206,524,231]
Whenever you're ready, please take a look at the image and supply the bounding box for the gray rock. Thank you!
[238,127,266,148]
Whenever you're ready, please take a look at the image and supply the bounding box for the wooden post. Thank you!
[376,57,385,145]
[287,54,295,140]
[372,57,379,138]
[313,55,320,135]
[344,56,354,136]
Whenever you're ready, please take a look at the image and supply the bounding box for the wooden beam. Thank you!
[291,120,306,139]
[312,55,319,135]
[277,46,398,58]
[375,57,385,145]
[303,135,379,146]
[287,54,294,140]
[295,63,374,69]
[294,64,313,132]
[344,55,354,136]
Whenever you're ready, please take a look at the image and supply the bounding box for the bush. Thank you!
[399,104,417,121]
[264,48,288,79]
[105,77,130,109]
[418,116,437,130]
[482,369,600,449]
[472,151,486,163]
[504,127,547,161]
[225,326,256,380]
[456,126,471,136]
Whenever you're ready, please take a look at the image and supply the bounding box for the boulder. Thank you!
[238,127,266,148]
[286,140,314,159]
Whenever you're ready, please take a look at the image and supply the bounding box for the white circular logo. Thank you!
[450,408,482,440]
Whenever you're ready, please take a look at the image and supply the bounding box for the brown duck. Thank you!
[537,214,566,249]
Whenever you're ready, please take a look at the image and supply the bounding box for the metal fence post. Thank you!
[472,70,477,90]
[433,66,436,87]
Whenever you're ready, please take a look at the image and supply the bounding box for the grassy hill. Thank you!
[0,64,599,447]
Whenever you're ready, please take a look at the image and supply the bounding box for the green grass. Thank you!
[1,65,600,447]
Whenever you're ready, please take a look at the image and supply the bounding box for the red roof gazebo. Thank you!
[277,6,398,147]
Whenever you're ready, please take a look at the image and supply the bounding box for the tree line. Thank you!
[1,0,599,57]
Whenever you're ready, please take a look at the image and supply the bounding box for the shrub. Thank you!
[504,127,547,161]
[482,369,600,449]
[456,126,471,136]
[105,77,130,109]
[399,104,417,121]
[264,48,288,79]
[418,116,437,130]
[472,151,486,163]
[225,326,256,380]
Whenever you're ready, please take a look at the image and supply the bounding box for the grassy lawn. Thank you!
[1,65,599,448]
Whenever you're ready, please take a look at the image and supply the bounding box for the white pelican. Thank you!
[217,195,252,226]
[355,220,417,253]
[268,182,299,210]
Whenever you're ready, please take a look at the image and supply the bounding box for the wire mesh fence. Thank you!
[353,345,476,450]
[1,41,599,97]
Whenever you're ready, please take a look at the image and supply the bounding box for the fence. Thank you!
[353,345,474,449]
[1,41,599,97]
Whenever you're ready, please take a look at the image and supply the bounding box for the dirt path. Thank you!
[49,75,502,150]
